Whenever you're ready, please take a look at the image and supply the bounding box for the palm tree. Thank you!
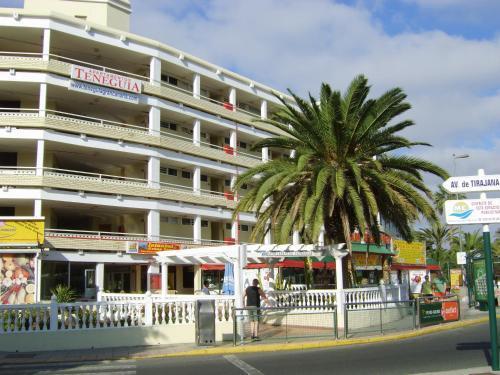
[451,230,483,253]
[416,221,456,269]
[433,185,466,216]
[233,75,448,284]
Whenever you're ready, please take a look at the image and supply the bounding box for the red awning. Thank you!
[201,264,224,271]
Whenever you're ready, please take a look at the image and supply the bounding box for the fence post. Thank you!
[145,291,153,326]
[380,305,383,334]
[50,294,58,331]
[416,298,421,329]
[334,307,338,339]
[233,309,237,347]
[344,304,348,339]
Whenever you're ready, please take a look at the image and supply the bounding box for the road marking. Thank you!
[224,355,264,375]
[411,366,500,375]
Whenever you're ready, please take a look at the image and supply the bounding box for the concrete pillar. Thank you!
[334,250,348,328]
[318,226,325,246]
[231,220,238,243]
[234,244,246,309]
[150,56,161,86]
[147,156,160,188]
[34,200,42,217]
[230,174,238,201]
[38,83,47,117]
[229,87,236,111]
[293,230,300,245]
[192,118,201,146]
[193,215,201,244]
[176,265,183,293]
[262,147,269,162]
[36,139,44,176]
[34,254,42,302]
[149,106,160,135]
[193,166,201,195]
[161,262,168,297]
[193,73,201,99]
[135,265,142,292]
[147,209,160,241]
[42,29,51,61]
[96,263,105,301]
[229,129,237,154]
[194,265,202,293]
[260,99,268,119]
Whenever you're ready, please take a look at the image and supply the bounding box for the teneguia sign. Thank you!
[71,65,142,94]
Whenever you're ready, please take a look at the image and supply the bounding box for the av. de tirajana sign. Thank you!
[442,174,500,194]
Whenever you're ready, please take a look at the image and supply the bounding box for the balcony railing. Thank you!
[0,166,236,208]
[0,51,287,136]
[0,108,261,168]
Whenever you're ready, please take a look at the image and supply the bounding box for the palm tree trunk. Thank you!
[339,203,356,288]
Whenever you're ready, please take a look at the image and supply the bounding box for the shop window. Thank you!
[168,168,177,176]
[41,261,69,300]
[183,266,194,289]
[181,171,191,179]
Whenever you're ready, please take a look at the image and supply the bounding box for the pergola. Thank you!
[155,243,348,308]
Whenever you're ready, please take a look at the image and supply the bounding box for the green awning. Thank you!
[351,242,395,255]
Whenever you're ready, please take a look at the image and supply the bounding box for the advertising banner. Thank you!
[127,241,181,255]
[445,198,500,225]
[419,300,459,325]
[71,65,142,93]
[450,268,463,288]
[409,269,427,294]
[472,258,487,302]
[393,240,426,265]
[0,219,44,246]
[352,253,382,270]
[0,254,36,304]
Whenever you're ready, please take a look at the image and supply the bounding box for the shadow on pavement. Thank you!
[456,341,492,366]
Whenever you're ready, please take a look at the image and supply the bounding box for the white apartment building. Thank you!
[0,0,296,303]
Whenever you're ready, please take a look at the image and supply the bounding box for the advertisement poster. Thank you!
[409,270,427,294]
[393,240,426,265]
[0,219,44,246]
[0,254,36,304]
[472,258,487,302]
[419,300,459,324]
[450,268,463,289]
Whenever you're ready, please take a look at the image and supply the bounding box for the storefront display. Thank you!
[0,254,36,304]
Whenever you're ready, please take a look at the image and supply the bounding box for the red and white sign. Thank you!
[441,301,459,321]
[71,65,142,94]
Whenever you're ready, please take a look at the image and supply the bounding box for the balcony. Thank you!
[44,229,226,252]
[0,109,261,168]
[0,51,287,136]
[0,167,237,209]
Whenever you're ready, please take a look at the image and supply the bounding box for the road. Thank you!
[0,322,497,375]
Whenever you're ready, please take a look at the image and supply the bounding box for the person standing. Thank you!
[244,278,267,340]
[201,280,210,295]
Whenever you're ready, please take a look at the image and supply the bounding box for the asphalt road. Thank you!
[1,322,497,375]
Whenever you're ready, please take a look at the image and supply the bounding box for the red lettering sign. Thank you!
[441,301,459,321]
[71,65,142,94]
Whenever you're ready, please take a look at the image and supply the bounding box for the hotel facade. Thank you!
[0,0,301,304]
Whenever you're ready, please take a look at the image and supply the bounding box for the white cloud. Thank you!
[130,0,500,180]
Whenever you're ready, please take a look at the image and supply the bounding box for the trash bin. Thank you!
[195,299,216,345]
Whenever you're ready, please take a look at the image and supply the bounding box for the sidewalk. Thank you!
[0,304,493,366]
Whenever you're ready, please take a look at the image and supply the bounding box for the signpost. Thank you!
[443,169,500,371]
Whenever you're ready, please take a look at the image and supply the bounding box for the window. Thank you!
[182,127,193,135]
[0,207,15,216]
[241,183,248,190]
[160,216,169,223]
[241,224,249,232]
[201,220,209,228]
[169,217,179,224]
[201,174,208,182]
[201,132,207,138]
[224,179,231,187]
[160,166,167,174]
[160,121,177,131]
[225,223,232,230]
[239,141,247,149]
[181,171,191,179]
[182,218,194,225]
[224,137,230,144]
[161,74,178,86]
[168,168,177,176]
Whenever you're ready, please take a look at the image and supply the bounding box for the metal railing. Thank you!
[344,300,416,339]
[233,305,337,345]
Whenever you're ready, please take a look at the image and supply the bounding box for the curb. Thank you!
[130,316,491,360]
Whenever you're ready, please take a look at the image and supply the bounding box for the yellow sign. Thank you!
[0,219,44,246]
[393,240,426,265]
[352,253,382,267]
[136,241,181,254]
[450,268,462,288]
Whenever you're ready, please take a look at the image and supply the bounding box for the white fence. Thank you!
[0,294,235,334]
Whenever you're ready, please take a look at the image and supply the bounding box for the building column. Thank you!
[193,215,201,244]
[231,220,238,243]
[230,174,238,201]
[36,139,44,176]
[135,265,142,292]
[192,119,201,146]
[34,253,42,302]
[161,262,168,297]
[260,99,267,119]
[42,28,51,61]
[149,106,160,135]
[318,226,325,246]
[38,83,47,117]
[334,250,348,328]
[34,200,42,217]
[147,156,160,188]
[229,87,236,111]
[96,263,105,301]
[193,166,201,195]
[230,129,237,155]
[193,73,201,99]
[147,209,160,241]
[149,56,161,86]
[293,230,300,245]
[194,265,202,293]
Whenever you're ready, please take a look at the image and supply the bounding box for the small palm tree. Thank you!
[433,186,466,216]
[451,230,483,253]
[51,284,77,303]
[234,75,448,285]
[416,222,456,269]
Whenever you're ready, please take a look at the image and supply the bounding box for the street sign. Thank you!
[442,174,500,193]
[456,251,466,265]
[444,198,500,225]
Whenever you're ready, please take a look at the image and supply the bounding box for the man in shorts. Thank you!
[244,278,267,340]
